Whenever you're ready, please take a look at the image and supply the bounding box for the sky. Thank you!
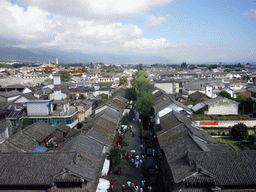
[0,0,256,63]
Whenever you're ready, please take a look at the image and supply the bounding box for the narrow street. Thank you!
[105,108,143,191]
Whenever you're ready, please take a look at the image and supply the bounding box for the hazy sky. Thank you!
[1,0,256,63]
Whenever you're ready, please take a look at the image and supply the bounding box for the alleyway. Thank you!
[105,115,143,191]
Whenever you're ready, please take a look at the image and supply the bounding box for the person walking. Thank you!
[122,184,126,192]
[110,180,114,191]
[127,180,131,190]
[135,160,139,168]
[141,180,145,188]
[131,182,135,191]
[152,148,155,156]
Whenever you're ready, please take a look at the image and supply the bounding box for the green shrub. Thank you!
[231,123,248,141]
[210,132,217,136]
[248,135,256,144]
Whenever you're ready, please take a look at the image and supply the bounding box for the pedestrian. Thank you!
[131,182,135,190]
[152,148,155,156]
[110,180,114,191]
[141,180,145,188]
[127,180,131,189]
[135,186,139,192]
[135,160,139,168]
[132,131,135,137]
[122,184,126,192]
[148,185,152,192]
[140,187,143,192]
[140,158,143,166]
[140,143,143,151]
[131,158,135,166]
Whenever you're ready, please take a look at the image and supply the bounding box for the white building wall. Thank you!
[15,97,30,103]
[54,91,62,100]
[22,88,32,94]
[205,102,238,115]
[154,83,174,94]
[8,95,20,102]
[49,92,67,100]
[67,119,78,128]
[27,102,50,116]
[93,90,110,97]
[195,120,256,128]
[95,105,108,114]
[205,86,213,98]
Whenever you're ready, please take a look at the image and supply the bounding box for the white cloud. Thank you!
[0,0,144,51]
[0,0,183,56]
[124,38,185,53]
[13,0,174,20]
[242,9,256,19]
[144,14,168,27]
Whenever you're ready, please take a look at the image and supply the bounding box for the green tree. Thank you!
[59,71,71,82]
[137,70,146,77]
[137,91,154,116]
[137,76,151,93]
[231,123,248,141]
[79,94,85,100]
[248,135,256,144]
[224,68,233,73]
[44,67,52,74]
[219,91,231,99]
[107,147,127,172]
[119,76,128,86]
[125,88,137,101]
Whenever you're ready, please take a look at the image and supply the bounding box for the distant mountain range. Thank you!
[0,44,174,64]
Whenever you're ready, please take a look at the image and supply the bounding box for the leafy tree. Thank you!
[125,88,137,101]
[79,94,85,100]
[248,135,256,144]
[137,70,146,77]
[231,123,248,141]
[107,147,126,171]
[137,76,151,93]
[119,76,128,86]
[59,71,71,82]
[44,67,52,74]
[219,91,231,99]
[98,93,108,100]
[137,91,154,116]
[224,68,233,73]
[121,114,130,125]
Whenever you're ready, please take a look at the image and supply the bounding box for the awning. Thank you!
[31,146,48,152]
[101,158,110,177]
[96,178,109,192]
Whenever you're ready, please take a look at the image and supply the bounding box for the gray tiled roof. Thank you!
[0,90,21,98]
[188,151,256,186]
[55,123,71,133]
[87,118,117,146]
[22,121,56,142]
[7,132,38,152]
[0,152,92,185]
[60,133,105,161]
[203,96,239,105]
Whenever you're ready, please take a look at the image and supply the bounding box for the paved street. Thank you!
[105,114,143,191]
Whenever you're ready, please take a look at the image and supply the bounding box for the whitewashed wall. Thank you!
[27,102,50,116]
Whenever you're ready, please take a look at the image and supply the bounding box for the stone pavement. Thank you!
[105,118,143,192]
